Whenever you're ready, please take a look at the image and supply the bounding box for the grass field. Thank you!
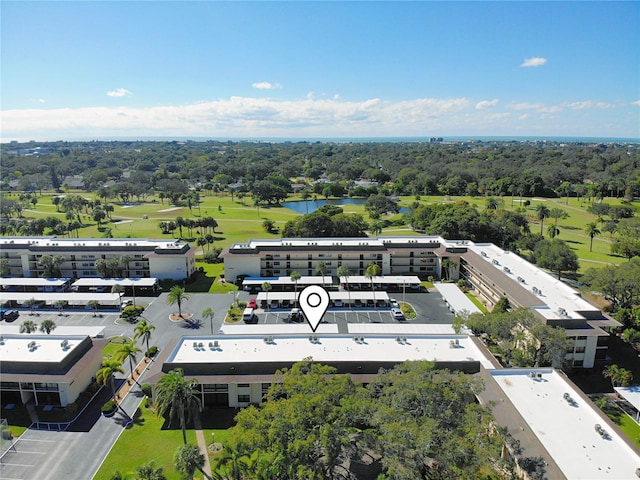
[13,189,636,276]
[93,404,237,480]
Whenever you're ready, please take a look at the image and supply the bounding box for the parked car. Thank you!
[391,308,405,321]
[389,298,399,308]
[288,308,303,323]
[248,298,257,309]
[122,299,133,307]
[0,309,19,322]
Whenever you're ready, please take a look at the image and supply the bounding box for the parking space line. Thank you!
[0,463,35,468]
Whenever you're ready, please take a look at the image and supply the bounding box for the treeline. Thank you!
[2,140,639,202]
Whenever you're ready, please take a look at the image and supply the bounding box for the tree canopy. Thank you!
[220,358,509,479]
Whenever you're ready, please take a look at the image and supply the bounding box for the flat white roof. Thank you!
[347,323,458,335]
[615,386,640,414]
[491,369,640,479]
[168,334,496,369]
[468,243,599,320]
[433,283,482,316]
[0,278,70,287]
[72,278,158,287]
[0,292,121,305]
[0,237,186,250]
[244,276,332,285]
[219,324,339,335]
[231,236,444,251]
[0,334,86,363]
[339,275,421,284]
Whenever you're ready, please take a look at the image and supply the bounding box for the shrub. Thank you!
[120,305,144,320]
[146,345,158,358]
[101,400,117,414]
[141,383,153,398]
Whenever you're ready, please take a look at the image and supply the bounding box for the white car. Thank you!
[391,308,405,320]
[389,298,399,308]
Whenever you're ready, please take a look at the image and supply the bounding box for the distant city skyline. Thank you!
[1,1,638,141]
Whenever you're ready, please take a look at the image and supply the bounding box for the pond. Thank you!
[281,198,408,214]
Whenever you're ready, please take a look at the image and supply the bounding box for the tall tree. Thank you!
[534,239,579,280]
[337,265,352,310]
[96,358,125,403]
[134,318,156,352]
[38,254,65,277]
[116,340,142,380]
[174,444,205,480]
[365,261,381,306]
[167,286,191,318]
[535,204,551,236]
[289,271,301,307]
[585,222,601,252]
[262,281,272,310]
[316,261,328,287]
[202,307,215,335]
[154,368,201,445]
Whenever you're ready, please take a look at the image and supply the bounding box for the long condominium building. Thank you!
[221,236,619,369]
[0,237,196,280]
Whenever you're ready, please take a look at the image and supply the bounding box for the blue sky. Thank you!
[1,1,639,140]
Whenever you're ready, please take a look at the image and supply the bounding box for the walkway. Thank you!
[193,415,213,479]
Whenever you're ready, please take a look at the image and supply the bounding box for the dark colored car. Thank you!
[1,309,20,322]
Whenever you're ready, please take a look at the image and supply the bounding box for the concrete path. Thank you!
[193,415,213,479]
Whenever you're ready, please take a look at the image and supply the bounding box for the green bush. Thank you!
[141,383,153,398]
[120,305,144,320]
[101,400,117,414]
[145,345,158,358]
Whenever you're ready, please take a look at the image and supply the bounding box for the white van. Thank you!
[242,307,258,324]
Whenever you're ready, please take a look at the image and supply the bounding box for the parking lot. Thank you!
[241,288,455,331]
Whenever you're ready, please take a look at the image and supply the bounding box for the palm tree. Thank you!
[96,358,125,403]
[39,319,57,334]
[86,300,100,318]
[134,318,156,352]
[262,281,272,310]
[215,444,249,480]
[290,271,301,307]
[549,207,569,226]
[337,265,351,309]
[316,261,328,288]
[154,368,201,445]
[173,443,205,480]
[603,364,633,388]
[365,262,381,307]
[167,286,191,318]
[441,258,458,281]
[54,299,67,316]
[38,254,65,278]
[536,204,551,236]
[111,283,124,307]
[547,224,560,239]
[202,307,215,335]
[116,340,142,381]
[585,222,601,252]
[20,319,38,334]
[135,461,167,480]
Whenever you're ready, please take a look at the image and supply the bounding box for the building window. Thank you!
[576,336,587,340]
[238,383,250,388]
[575,346,586,353]
[238,395,250,403]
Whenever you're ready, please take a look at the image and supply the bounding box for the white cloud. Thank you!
[520,57,547,68]
[107,88,133,98]
[633,100,640,107]
[2,94,635,140]
[476,99,499,110]
[507,102,545,111]
[252,81,282,90]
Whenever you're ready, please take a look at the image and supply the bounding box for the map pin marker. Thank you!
[298,285,330,332]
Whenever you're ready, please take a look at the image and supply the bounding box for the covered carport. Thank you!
[0,292,121,310]
[0,277,71,293]
[433,282,482,316]
[71,277,159,295]
[615,386,640,423]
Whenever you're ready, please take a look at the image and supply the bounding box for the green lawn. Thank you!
[93,405,197,480]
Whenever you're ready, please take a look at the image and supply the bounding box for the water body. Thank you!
[281,198,408,215]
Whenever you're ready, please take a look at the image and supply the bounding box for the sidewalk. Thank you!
[193,415,213,479]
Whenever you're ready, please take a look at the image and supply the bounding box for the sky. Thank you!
[1,1,639,141]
